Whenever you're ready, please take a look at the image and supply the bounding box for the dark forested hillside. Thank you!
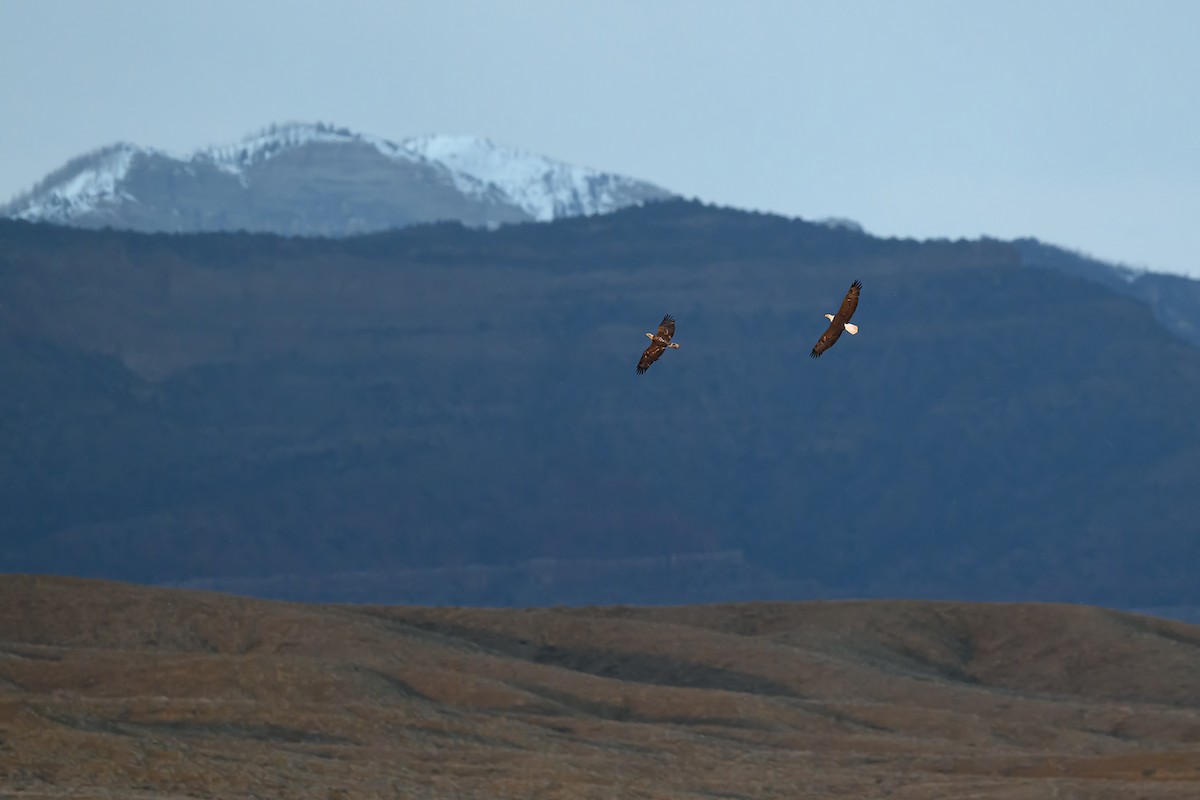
[3,201,1199,607]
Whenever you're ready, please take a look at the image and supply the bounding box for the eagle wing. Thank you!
[637,341,667,374]
[810,322,843,358]
[810,280,861,358]
[832,280,862,324]
[656,314,676,343]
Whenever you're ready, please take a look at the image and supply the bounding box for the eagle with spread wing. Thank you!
[810,280,861,358]
[636,314,681,374]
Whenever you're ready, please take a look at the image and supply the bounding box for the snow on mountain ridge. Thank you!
[9,143,146,223]
[3,123,672,228]
[399,134,642,221]
[194,123,645,221]
[195,122,419,175]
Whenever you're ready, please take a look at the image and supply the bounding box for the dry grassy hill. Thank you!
[3,576,1200,798]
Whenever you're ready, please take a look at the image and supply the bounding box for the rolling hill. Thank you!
[2,576,1200,798]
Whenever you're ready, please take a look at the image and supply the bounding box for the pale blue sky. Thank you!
[2,0,1198,275]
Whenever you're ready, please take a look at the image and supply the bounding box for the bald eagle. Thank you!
[636,314,680,374]
[810,280,861,358]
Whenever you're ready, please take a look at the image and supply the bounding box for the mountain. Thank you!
[3,200,1200,609]
[5,576,1200,799]
[1017,237,1200,347]
[0,122,674,235]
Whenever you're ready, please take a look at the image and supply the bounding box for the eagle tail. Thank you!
[844,323,859,335]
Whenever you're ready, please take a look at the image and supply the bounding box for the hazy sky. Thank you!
[2,0,1198,276]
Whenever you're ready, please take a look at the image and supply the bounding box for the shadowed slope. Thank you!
[3,202,1200,607]
[3,576,1200,799]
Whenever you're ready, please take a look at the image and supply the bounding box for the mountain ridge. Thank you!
[0,122,674,235]
[4,200,1200,608]
[1017,236,1200,346]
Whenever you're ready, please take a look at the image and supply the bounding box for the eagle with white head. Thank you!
[636,314,681,374]
[810,280,861,358]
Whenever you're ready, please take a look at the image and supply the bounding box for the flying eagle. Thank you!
[636,314,681,374]
[810,280,861,358]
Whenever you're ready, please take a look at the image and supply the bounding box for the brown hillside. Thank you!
[3,575,1200,798]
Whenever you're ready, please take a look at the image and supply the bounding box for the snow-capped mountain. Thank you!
[1,123,675,236]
